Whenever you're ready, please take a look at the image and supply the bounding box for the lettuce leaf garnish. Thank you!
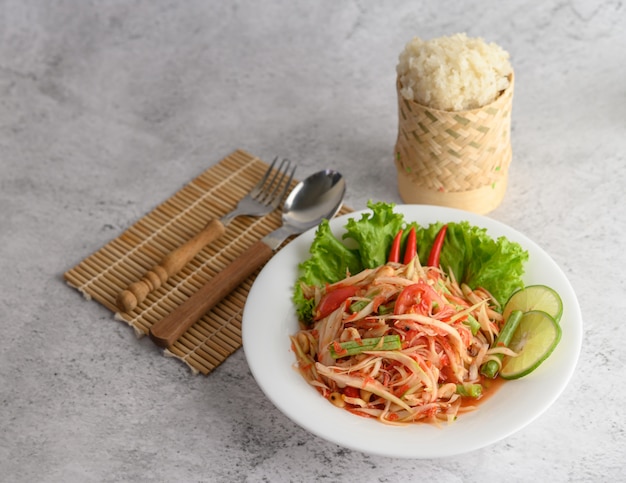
[342,201,405,269]
[293,201,528,323]
[436,221,529,306]
[292,219,362,322]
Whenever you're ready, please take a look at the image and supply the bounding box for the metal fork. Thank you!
[116,157,296,312]
[220,157,296,224]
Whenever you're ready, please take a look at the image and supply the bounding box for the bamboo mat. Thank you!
[64,149,351,375]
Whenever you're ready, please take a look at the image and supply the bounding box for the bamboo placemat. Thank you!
[64,149,351,375]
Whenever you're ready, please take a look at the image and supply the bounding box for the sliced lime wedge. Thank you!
[500,310,562,380]
[503,285,563,323]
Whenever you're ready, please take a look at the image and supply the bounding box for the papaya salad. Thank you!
[290,202,533,425]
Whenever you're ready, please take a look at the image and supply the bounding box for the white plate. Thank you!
[242,205,582,458]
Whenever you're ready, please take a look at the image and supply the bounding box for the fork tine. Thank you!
[248,156,278,198]
[269,161,296,210]
[259,158,292,204]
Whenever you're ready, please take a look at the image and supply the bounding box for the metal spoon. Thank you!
[149,169,346,348]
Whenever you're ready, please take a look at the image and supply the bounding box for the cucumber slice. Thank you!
[500,310,562,380]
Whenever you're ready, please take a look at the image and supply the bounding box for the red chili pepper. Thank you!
[402,226,417,264]
[388,229,403,263]
[315,285,359,320]
[427,224,448,267]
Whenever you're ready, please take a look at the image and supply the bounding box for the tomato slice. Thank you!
[394,280,445,316]
[394,282,425,315]
[343,386,360,399]
[315,285,359,320]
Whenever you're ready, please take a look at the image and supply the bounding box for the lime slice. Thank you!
[500,310,562,380]
[503,285,563,323]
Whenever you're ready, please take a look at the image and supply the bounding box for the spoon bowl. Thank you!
[268,170,345,242]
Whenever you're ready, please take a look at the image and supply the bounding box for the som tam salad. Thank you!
[290,202,532,425]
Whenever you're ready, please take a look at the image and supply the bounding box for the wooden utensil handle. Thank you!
[148,240,274,348]
[116,219,226,312]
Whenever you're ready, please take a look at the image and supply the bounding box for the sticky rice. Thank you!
[397,33,512,111]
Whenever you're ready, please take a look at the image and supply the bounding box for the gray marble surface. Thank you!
[1,1,624,481]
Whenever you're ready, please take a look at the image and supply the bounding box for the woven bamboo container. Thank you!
[394,74,514,214]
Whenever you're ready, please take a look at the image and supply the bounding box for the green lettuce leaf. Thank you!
[293,202,529,324]
[293,219,362,322]
[436,221,529,306]
[343,201,405,269]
